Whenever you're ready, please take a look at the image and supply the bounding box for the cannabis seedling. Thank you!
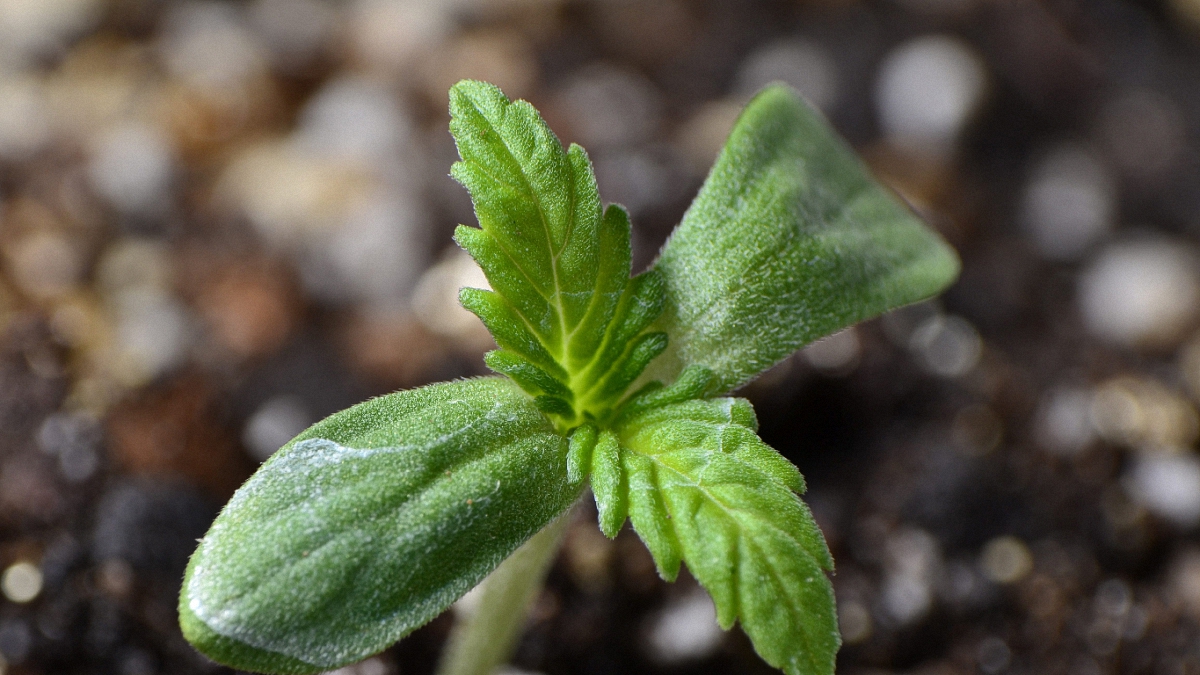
[179,81,959,675]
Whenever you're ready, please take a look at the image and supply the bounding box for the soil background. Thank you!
[2,0,1200,674]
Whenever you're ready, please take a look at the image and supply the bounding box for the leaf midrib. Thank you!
[483,98,577,361]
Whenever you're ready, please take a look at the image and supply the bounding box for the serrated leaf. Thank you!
[645,84,961,393]
[180,378,581,674]
[448,80,601,377]
[450,82,601,349]
[616,398,837,675]
[449,80,664,425]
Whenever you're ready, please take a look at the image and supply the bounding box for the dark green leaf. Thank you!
[180,378,580,674]
[646,84,960,393]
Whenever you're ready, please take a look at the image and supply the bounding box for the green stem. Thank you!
[434,509,572,675]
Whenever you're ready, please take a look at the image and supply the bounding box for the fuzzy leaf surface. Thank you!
[449,80,664,424]
[646,84,961,393]
[180,378,580,674]
[616,398,838,675]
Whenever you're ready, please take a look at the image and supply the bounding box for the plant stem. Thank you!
[434,510,572,675]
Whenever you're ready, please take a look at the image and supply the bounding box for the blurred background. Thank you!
[1,0,1200,673]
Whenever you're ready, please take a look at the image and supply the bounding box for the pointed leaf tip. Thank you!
[646,83,959,394]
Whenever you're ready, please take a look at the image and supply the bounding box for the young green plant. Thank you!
[179,80,959,675]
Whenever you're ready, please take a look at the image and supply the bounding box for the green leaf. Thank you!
[449,80,664,426]
[645,84,961,393]
[616,398,838,675]
[566,423,597,485]
[616,364,716,423]
[590,430,625,538]
[179,378,581,674]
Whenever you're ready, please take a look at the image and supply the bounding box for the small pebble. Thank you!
[0,0,102,67]
[1167,547,1200,617]
[322,191,427,305]
[37,412,102,482]
[7,230,84,300]
[675,99,742,173]
[450,581,486,619]
[838,600,872,644]
[248,0,336,69]
[876,35,987,150]
[112,290,193,385]
[426,29,538,103]
[96,558,134,598]
[95,239,172,298]
[116,648,156,675]
[1,562,43,603]
[243,395,311,462]
[882,528,940,624]
[977,636,1011,675]
[593,150,680,216]
[1079,239,1200,349]
[411,248,492,346]
[159,2,267,89]
[644,588,723,663]
[218,141,371,253]
[940,559,986,606]
[295,76,412,164]
[347,0,451,72]
[554,66,662,151]
[881,300,941,346]
[1093,578,1131,617]
[1123,453,1200,527]
[563,522,614,594]
[910,314,982,377]
[736,39,838,112]
[1035,387,1095,456]
[0,76,51,160]
[881,574,932,626]
[87,123,175,213]
[197,262,296,359]
[980,536,1033,584]
[1089,377,1198,450]
[803,328,861,375]
[1020,143,1114,260]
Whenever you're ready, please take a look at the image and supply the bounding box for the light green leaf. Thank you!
[450,82,602,350]
[646,84,961,393]
[590,430,625,538]
[616,398,838,675]
[449,80,665,426]
[566,423,597,485]
[179,378,580,674]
